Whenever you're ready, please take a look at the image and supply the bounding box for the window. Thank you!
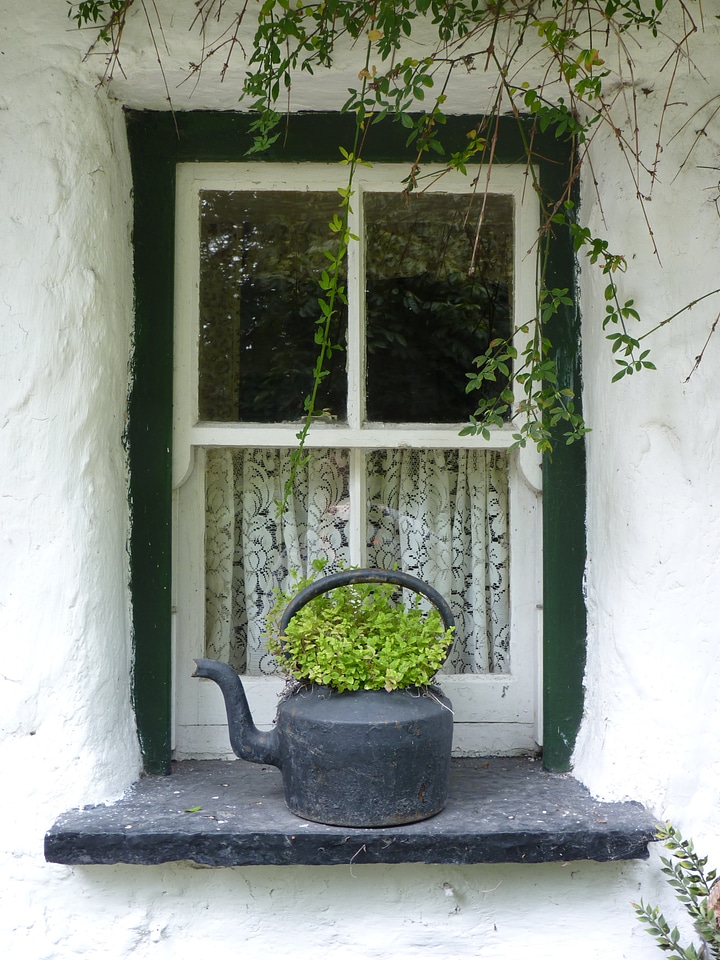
[172,162,542,759]
[126,112,586,775]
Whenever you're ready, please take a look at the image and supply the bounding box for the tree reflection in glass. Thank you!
[365,191,513,423]
[199,190,347,422]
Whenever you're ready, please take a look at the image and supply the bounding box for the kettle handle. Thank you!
[278,568,455,650]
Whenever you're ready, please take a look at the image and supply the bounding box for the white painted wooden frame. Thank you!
[172,162,542,758]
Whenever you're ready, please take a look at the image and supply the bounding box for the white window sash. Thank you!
[172,163,542,758]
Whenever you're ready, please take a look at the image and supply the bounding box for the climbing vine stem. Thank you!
[278,40,376,512]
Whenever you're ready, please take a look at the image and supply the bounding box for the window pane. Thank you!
[365,192,513,422]
[366,448,510,674]
[204,448,351,675]
[199,191,347,422]
[204,446,510,678]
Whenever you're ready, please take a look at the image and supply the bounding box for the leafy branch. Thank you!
[68,0,134,69]
[634,823,720,960]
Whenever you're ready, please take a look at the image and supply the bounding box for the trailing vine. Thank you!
[277,55,373,510]
[69,0,719,469]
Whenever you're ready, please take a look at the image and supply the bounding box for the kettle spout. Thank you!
[193,658,281,767]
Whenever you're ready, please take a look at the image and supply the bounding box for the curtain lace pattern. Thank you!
[205,448,509,676]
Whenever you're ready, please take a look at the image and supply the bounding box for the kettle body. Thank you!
[193,568,455,827]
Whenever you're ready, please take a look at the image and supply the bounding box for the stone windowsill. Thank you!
[45,758,655,866]
[44,757,657,867]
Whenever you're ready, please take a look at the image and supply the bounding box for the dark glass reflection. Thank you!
[199,191,347,422]
[365,192,513,423]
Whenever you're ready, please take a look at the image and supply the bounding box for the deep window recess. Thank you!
[126,112,586,776]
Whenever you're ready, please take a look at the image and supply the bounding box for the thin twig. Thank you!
[638,286,720,342]
[685,309,720,381]
[139,0,178,136]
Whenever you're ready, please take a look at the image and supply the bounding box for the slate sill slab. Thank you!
[45,757,658,867]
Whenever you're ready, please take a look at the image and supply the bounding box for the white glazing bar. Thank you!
[189,423,515,448]
[346,183,366,566]
[346,182,363,430]
[348,447,366,567]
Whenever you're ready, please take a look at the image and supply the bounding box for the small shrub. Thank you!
[634,823,720,960]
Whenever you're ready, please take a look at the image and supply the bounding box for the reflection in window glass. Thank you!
[365,192,513,422]
[199,191,347,422]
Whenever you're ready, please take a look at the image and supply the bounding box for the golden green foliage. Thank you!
[267,568,453,693]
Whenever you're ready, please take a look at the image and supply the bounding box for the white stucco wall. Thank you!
[572,59,720,842]
[1,2,719,956]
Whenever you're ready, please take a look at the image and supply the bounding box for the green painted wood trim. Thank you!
[126,118,176,774]
[125,110,585,774]
[541,175,587,772]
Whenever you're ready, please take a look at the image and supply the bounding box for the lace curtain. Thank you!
[205,447,509,676]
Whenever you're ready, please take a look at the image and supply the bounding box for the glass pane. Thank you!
[365,192,514,422]
[199,191,347,422]
[204,448,350,675]
[366,448,510,674]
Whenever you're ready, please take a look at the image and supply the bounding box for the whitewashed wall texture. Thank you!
[1,2,719,956]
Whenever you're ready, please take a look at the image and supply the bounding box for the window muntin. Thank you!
[173,163,542,759]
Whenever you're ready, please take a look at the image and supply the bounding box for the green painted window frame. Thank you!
[126,110,586,775]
